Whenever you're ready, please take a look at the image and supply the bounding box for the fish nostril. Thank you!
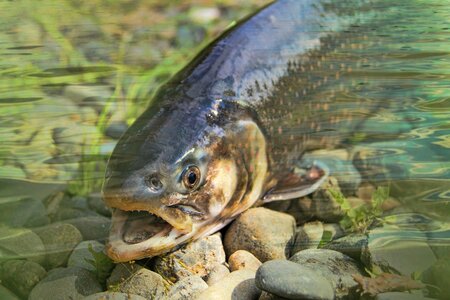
[146,174,163,192]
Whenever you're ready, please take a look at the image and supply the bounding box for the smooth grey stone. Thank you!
[29,267,102,300]
[309,177,345,223]
[33,223,83,269]
[0,196,49,228]
[107,263,143,288]
[154,233,225,281]
[0,260,46,299]
[290,249,364,298]
[84,292,146,300]
[259,291,289,300]
[224,207,296,262]
[323,233,368,260]
[197,269,261,300]
[117,268,167,300]
[67,240,114,280]
[0,285,20,300]
[362,224,437,276]
[291,221,324,255]
[256,260,334,300]
[167,275,209,300]
[63,215,111,241]
[87,192,112,217]
[0,227,46,265]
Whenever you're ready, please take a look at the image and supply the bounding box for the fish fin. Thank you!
[262,160,329,203]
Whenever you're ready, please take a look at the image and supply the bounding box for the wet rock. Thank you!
[309,176,344,222]
[84,292,146,300]
[197,269,261,300]
[67,240,114,279]
[224,207,296,262]
[229,250,262,272]
[54,195,98,221]
[291,221,324,255]
[153,233,226,281]
[167,275,209,300]
[0,285,20,300]
[256,260,334,300]
[323,234,368,260]
[0,260,46,299]
[188,7,221,23]
[175,25,206,48]
[362,223,437,276]
[29,267,102,300]
[375,292,433,300]
[107,262,143,288]
[105,121,128,139]
[259,291,289,300]
[0,196,50,228]
[356,182,376,202]
[290,249,364,298]
[117,268,167,300]
[323,223,345,240]
[0,227,46,264]
[421,257,450,299]
[33,223,83,269]
[205,264,230,286]
[63,215,111,241]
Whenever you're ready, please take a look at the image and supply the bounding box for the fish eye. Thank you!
[146,174,163,191]
[182,166,201,190]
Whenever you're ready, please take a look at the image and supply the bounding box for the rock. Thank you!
[188,7,221,23]
[63,215,111,241]
[153,233,226,281]
[0,226,46,265]
[33,223,83,269]
[52,124,100,156]
[0,260,46,299]
[196,269,261,300]
[256,260,334,300]
[87,192,112,217]
[375,292,433,300]
[84,292,146,300]
[67,240,114,282]
[291,221,324,255]
[356,183,376,202]
[105,121,128,139]
[362,224,437,276]
[0,196,49,228]
[29,267,102,300]
[117,268,167,300]
[167,275,209,300]
[175,25,206,48]
[107,262,143,288]
[224,207,296,262]
[205,264,230,286]
[229,250,262,272]
[290,249,364,298]
[259,291,289,300]
[309,176,344,222]
[421,258,450,299]
[323,223,345,240]
[0,285,20,300]
[323,234,368,260]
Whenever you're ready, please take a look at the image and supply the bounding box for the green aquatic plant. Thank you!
[330,185,390,233]
[86,243,114,285]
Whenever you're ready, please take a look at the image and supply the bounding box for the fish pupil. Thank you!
[188,172,197,185]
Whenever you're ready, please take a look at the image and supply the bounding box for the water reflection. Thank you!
[0,0,449,298]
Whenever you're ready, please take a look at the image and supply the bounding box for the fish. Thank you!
[102,0,379,262]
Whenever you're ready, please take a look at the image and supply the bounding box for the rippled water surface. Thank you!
[0,0,449,298]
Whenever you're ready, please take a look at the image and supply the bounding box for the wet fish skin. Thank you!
[103,0,373,261]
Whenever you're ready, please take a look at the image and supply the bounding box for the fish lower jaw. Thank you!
[106,208,194,262]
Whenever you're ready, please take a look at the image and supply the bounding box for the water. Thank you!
[0,0,449,299]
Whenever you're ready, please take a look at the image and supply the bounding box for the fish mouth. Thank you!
[106,204,204,262]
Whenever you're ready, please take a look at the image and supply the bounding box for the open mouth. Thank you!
[122,210,172,244]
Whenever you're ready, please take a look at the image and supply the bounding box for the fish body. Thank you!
[103,0,374,261]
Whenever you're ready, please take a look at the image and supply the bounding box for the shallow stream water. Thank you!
[0,0,449,299]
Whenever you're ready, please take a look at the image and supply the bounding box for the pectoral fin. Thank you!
[263,160,329,203]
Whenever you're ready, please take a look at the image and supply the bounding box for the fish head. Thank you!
[102,101,268,262]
